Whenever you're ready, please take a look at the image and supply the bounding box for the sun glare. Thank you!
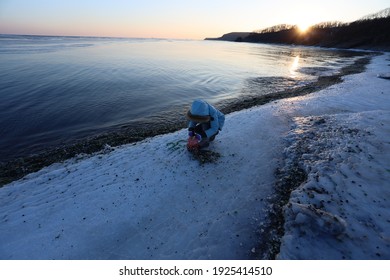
[297,23,310,33]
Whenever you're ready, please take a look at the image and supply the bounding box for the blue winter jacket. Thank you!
[188,100,225,138]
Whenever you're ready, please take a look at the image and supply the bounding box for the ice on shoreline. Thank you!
[0,53,389,260]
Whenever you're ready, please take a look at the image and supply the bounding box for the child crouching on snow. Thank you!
[186,99,225,150]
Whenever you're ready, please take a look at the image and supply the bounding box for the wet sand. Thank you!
[0,55,375,186]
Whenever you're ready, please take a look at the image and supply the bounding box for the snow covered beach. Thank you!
[0,53,389,260]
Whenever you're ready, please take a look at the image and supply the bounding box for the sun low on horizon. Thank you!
[0,0,388,39]
[278,3,332,34]
[296,23,312,33]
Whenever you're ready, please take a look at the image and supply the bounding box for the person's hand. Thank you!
[189,133,201,140]
[189,132,201,140]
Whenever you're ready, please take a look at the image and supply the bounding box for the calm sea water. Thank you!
[0,35,361,162]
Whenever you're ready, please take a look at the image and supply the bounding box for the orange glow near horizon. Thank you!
[288,6,319,35]
[297,23,311,33]
[0,1,389,40]
[294,14,316,34]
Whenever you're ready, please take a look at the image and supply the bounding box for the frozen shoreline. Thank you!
[0,53,389,260]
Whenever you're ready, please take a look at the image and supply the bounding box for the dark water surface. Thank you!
[0,35,365,163]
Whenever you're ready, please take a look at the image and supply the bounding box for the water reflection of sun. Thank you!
[290,55,300,77]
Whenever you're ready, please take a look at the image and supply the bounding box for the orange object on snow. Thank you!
[187,136,200,152]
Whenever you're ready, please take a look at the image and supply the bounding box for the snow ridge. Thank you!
[278,112,390,259]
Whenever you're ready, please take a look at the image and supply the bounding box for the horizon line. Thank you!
[0,32,203,41]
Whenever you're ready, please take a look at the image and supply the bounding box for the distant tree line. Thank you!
[241,15,390,50]
[253,24,295,34]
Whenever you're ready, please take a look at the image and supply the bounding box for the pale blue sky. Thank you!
[0,0,388,39]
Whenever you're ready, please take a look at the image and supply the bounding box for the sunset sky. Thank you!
[0,0,389,39]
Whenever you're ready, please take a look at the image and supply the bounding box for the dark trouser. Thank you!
[194,123,219,142]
